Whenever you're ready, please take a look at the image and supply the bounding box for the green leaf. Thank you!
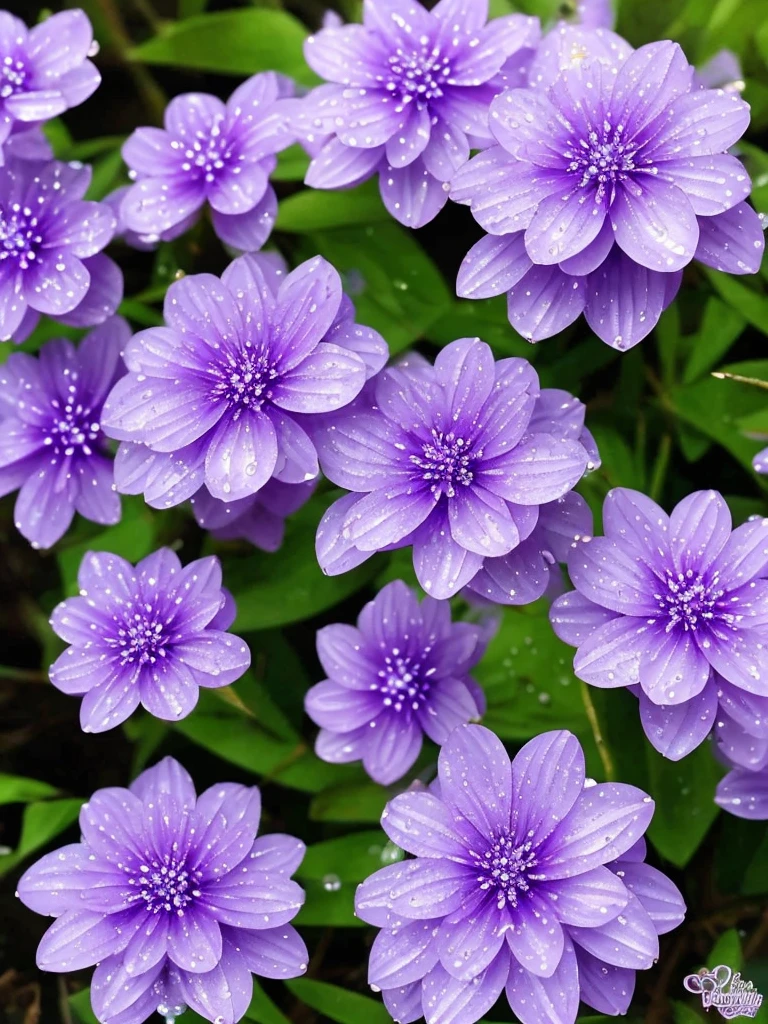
[57,496,158,596]
[0,773,59,806]
[179,0,209,16]
[285,979,392,1024]
[668,361,768,475]
[704,270,768,338]
[85,149,125,201]
[672,1003,704,1024]
[293,878,365,927]
[425,297,537,358]
[646,744,722,867]
[0,798,83,876]
[131,10,317,85]
[246,981,291,1024]
[222,494,381,631]
[310,782,389,823]
[304,224,452,354]
[475,602,590,742]
[277,180,388,232]
[299,830,403,883]
[709,928,743,972]
[118,298,166,328]
[683,297,747,383]
[743,830,768,894]
[273,144,311,182]
[69,990,99,1024]
[175,688,362,792]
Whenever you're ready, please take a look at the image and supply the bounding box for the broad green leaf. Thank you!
[57,496,158,596]
[293,878,365,927]
[0,773,59,805]
[277,180,388,231]
[673,1003,704,1024]
[709,928,743,972]
[131,10,317,85]
[646,744,722,867]
[179,0,209,16]
[425,297,536,358]
[175,689,363,792]
[273,144,311,182]
[221,495,381,631]
[304,224,452,354]
[119,298,166,327]
[475,602,590,742]
[285,979,391,1024]
[299,830,402,882]
[0,798,83,876]
[310,782,389,823]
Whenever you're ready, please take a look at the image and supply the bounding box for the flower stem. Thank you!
[93,0,167,126]
[649,432,672,502]
[580,680,615,781]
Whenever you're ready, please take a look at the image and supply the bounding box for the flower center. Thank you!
[0,205,43,269]
[110,608,172,666]
[43,392,101,458]
[565,121,638,201]
[209,349,279,417]
[129,857,202,916]
[654,568,726,633]
[373,646,434,713]
[386,43,450,103]
[0,56,28,99]
[172,116,239,185]
[409,429,481,499]
[472,834,537,910]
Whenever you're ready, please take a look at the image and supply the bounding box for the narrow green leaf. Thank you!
[285,979,391,1024]
[119,298,165,327]
[0,773,59,806]
[683,297,746,383]
[709,928,743,971]
[273,144,311,182]
[131,10,317,85]
[246,981,291,1024]
[704,270,768,338]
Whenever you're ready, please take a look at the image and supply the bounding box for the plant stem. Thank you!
[649,433,672,502]
[0,665,48,684]
[93,0,167,125]
[580,680,615,781]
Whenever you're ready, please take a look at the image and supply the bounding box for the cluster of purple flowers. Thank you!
[305,579,488,783]
[102,251,387,512]
[451,29,764,349]
[120,72,296,251]
[314,338,595,599]
[356,725,685,1024]
[550,489,768,770]
[17,757,309,1024]
[294,0,540,228]
[49,548,250,732]
[0,317,128,548]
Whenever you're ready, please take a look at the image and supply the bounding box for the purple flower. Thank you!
[305,579,487,784]
[191,477,316,551]
[465,387,598,605]
[452,37,765,350]
[16,756,308,1024]
[708,676,768,819]
[48,548,251,731]
[550,489,768,710]
[355,725,684,1024]
[121,73,295,251]
[315,339,591,599]
[102,252,387,510]
[293,0,540,228]
[0,157,119,341]
[0,317,128,548]
[754,446,768,475]
[0,10,100,161]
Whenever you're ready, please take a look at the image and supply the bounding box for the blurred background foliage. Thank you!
[1,0,768,1022]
